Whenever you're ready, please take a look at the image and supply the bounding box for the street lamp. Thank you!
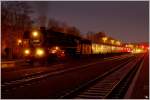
[102,37,108,43]
[116,41,121,45]
[111,40,115,44]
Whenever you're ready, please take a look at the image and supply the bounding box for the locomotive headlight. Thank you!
[32,31,39,38]
[36,48,45,56]
[24,49,30,55]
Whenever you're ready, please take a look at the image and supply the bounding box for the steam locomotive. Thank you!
[22,27,92,63]
[21,27,130,63]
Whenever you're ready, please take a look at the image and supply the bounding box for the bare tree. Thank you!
[47,18,58,28]
[47,18,63,33]
[1,1,33,58]
[36,15,48,27]
[59,22,69,33]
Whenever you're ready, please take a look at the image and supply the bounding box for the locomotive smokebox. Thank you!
[40,26,46,30]
[40,26,47,38]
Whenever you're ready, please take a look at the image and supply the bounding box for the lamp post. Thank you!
[116,41,121,45]
[111,40,115,45]
[102,37,108,43]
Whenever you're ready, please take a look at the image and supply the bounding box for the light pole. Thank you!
[102,37,108,43]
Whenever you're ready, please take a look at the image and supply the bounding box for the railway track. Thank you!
[2,54,134,94]
[59,54,144,99]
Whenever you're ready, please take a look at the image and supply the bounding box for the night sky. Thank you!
[28,1,149,43]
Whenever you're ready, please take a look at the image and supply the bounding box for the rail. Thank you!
[59,55,144,99]
[2,54,133,94]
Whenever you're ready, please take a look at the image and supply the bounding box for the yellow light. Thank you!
[17,39,22,45]
[111,40,114,44]
[125,44,134,48]
[36,48,45,56]
[24,49,30,55]
[116,41,121,45]
[55,46,59,50]
[102,37,108,43]
[18,39,22,43]
[32,31,39,37]
[132,48,144,53]
[137,49,142,52]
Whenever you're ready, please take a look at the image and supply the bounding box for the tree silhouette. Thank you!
[1,1,33,58]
